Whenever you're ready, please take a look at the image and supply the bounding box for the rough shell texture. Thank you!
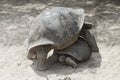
[55,37,91,61]
[26,7,85,54]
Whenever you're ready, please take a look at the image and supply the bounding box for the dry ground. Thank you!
[0,0,120,80]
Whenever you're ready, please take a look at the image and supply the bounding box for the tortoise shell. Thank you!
[55,37,91,61]
[26,7,85,55]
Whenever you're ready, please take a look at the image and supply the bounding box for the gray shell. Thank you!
[55,37,91,61]
[27,7,85,54]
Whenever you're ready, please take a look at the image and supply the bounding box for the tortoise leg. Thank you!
[59,55,77,68]
[35,46,53,71]
[83,22,94,30]
[65,57,77,68]
[36,52,49,71]
[80,29,99,52]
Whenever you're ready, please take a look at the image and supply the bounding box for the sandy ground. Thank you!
[0,0,120,80]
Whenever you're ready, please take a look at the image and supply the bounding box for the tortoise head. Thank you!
[27,44,54,61]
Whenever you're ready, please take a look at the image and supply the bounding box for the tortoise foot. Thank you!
[36,53,49,71]
[37,61,49,71]
[66,57,77,69]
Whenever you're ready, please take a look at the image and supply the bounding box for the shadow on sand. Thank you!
[30,52,102,77]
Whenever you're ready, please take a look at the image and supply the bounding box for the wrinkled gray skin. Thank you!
[26,7,99,70]
[80,27,99,52]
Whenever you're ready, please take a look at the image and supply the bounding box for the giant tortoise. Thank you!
[55,37,91,68]
[26,7,99,70]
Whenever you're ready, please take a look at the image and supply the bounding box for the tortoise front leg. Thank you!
[36,52,48,71]
[65,57,77,68]
[35,45,53,71]
[59,55,77,68]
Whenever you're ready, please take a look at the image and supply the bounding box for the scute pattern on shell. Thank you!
[27,7,85,54]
